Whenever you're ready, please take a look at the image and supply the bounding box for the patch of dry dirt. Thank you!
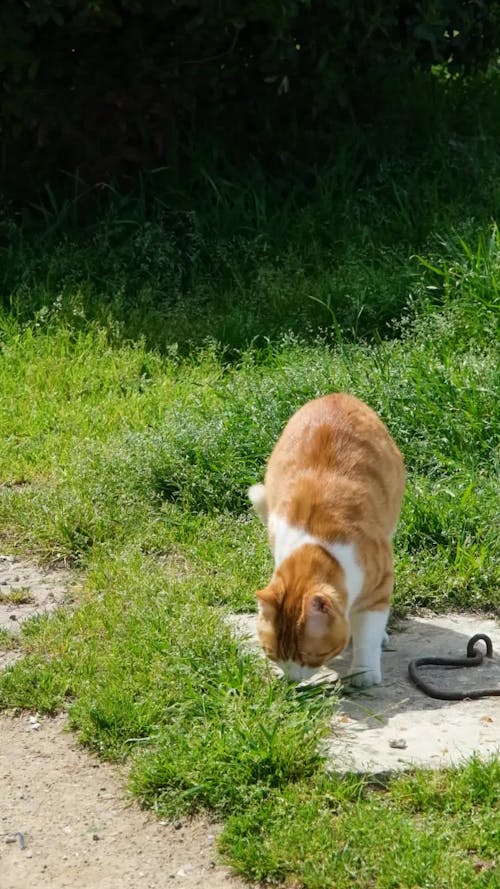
[0,714,245,889]
[0,551,74,630]
[0,556,248,889]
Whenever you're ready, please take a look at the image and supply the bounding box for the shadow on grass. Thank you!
[2,71,500,353]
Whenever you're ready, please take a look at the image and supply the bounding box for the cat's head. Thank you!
[256,544,349,681]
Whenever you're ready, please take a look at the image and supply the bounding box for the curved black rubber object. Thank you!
[408,634,500,700]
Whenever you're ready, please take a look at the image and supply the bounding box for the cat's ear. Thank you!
[304,590,335,636]
[309,593,334,614]
[256,577,285,616]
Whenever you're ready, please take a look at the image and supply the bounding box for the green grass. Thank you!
[0,248,497,610]
[0,587,34,605]
[3,72,500,353]
[0,231,498,884]
[221,757,500,888]
[0,70,499,887]
[0,628,19,650]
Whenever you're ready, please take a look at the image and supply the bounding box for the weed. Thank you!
[0,587,35,605]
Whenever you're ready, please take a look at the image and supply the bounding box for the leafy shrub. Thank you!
[1,1,499,194]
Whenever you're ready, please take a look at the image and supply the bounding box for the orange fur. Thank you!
[252,393,405,681]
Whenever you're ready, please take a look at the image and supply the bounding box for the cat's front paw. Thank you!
[349,666,382,688]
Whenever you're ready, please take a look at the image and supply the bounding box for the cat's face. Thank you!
[256,546,349,681]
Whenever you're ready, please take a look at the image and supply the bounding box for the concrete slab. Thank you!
[228,612,500,774]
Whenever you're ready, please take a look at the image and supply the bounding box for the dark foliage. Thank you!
[0,1,499,195]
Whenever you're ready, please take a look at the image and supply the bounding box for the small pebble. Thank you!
[92,833,100,841]
[25,850,32,859]
[5,836,16,844]
[174,821,183,830]
[389,738,407,749]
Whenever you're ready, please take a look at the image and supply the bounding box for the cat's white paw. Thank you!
[349,666,382,688]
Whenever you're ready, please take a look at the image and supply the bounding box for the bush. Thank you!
[1,1,499,195]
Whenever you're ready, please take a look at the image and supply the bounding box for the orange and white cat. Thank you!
[248,393,405,686]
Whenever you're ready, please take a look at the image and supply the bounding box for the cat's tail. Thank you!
[248,483,268,524]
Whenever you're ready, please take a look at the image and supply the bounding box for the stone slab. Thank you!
[229,611,500,773]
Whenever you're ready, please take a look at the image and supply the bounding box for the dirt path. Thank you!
[0,556,248,889]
